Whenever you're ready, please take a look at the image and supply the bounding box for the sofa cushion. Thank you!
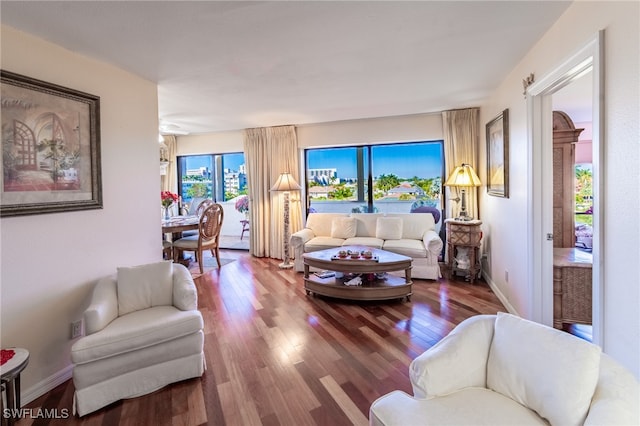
[351,213,384,238]
[386,213,435,240]
[487,312,601,426]
[306,213,350,238]
[376,217,403,240]
[383,239,426,258]
[343,237,384,248]
[71,305,204,364]
[305,236,346,251]
[331,217,357,239]
[369,388,546,426]
[116,261,173,316]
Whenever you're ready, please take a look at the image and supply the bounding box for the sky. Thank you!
[181,142,444,180]
[307,142,443,179]
[184,152,244,171]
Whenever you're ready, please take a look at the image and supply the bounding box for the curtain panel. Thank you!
[243,125,302,259]
[442,108,480,220]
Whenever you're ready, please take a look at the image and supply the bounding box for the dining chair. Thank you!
[173,204,224,273]
[182,199,214,238]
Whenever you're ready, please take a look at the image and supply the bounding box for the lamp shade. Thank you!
[270,172,301,192]
[444,164,482,187]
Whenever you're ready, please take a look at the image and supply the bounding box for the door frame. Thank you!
[526,31,604,346]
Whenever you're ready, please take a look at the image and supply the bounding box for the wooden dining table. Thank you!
[161,215,199,235]
[162,215,199,265]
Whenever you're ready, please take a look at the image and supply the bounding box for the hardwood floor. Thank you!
[17,250,505,425]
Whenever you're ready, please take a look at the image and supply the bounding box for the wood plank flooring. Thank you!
[16,250,505,425]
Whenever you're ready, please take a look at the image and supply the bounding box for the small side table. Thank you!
[1,348,29,426]
[240,219,250,240]
[445,219,482,284]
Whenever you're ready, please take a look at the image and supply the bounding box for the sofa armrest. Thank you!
[585,353,640,425]
[409,314,496,398]
[291,228,315,251]
[172,263,198,311]
[423,229,443,255]
[84,276,118,335]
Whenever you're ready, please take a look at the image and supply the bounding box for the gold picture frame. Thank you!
[486,109,509,198]
[1,70,102,217]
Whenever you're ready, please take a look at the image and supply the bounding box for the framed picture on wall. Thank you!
[486,108,509,198]
[1,70,102,217]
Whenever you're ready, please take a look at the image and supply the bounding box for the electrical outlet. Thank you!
[71,320,83,339]
[505,270,509,283]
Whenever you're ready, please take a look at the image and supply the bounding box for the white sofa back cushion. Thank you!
[386,213,434,240]
[487,312,601,426]
[331,217,357,239]
[117,261,174,316]
[376,217,403,240]
[306,213,349,239]
[351,213,384,237]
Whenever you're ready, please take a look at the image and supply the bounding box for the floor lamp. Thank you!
[444,163,481,220]
[270,172,301,269]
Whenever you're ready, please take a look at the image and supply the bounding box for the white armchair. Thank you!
[370,313,639,425]
[71,261,205,416]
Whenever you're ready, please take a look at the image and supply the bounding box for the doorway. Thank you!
[527,32,604,346]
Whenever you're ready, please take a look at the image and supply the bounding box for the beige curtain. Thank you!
[243,125,302,259]
[442,108,480,220]
[161,135,178,193]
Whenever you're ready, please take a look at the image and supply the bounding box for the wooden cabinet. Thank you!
[445,219,482,284]
[553,111,584,248]
[553,248,592,329]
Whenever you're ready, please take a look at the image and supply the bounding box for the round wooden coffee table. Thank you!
[302,246,412,301]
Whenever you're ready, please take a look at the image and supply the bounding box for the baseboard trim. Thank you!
[22,365,73,406]
[481,268,519,316]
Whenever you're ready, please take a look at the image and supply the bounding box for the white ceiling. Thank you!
[1,1,574,135]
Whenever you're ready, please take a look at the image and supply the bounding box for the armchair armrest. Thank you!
[290,228,315,251]
[585,353,640,425]
[423,229,443,255]
[172,263,198,311]
[84,276,118,335]
[409,314,496,398]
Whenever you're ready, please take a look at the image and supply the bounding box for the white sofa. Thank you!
[370,313,640,426]
[71,261,205,416]
[290,212,442,280]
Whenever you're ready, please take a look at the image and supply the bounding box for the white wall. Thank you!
[0,26,162,400]
[480,2,639,376]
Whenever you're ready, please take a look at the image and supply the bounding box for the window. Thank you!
[177,152,247,206]
[305,141,444,217]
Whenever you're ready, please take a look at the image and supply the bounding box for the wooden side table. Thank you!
[445,219,482,284]
[1,348,29,426]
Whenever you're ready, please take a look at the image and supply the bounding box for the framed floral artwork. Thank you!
[1,70,102,217]
[486,108,509,198]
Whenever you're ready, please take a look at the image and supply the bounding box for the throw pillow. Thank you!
[487,312,601,426]
[376,217,403,240]
[117,261,173,316]
[331,217,357,239]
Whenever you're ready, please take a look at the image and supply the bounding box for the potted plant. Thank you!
[161,191,179,220]
[235,195,249,218]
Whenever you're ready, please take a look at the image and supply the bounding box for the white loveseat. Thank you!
[370,313,640,426]
[290,212,443,280]
[71,261,205,416]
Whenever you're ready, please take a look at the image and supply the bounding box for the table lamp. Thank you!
[270,172,301,269]
[444,163,481,220]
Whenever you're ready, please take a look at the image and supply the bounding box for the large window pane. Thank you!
[371,142,443,214]
[178,155,212,206]
[306,147,370,214]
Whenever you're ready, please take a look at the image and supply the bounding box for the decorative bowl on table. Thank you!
[337,250,348,258]
[361,250,373,259]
